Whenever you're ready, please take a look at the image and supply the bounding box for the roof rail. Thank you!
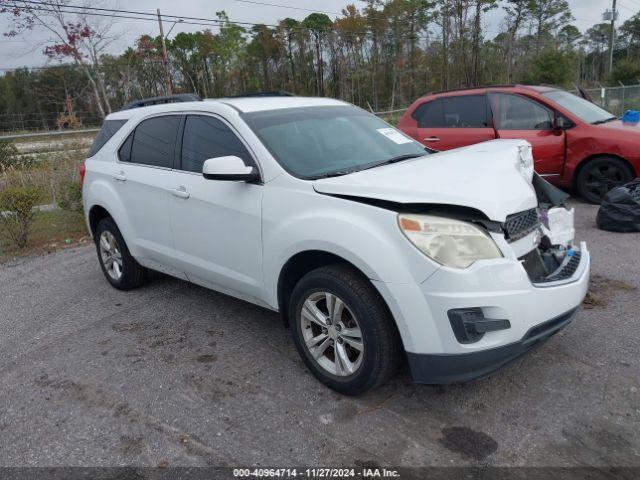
[429,84,518,95]
[121,93,202,110]
[229,91,295,98]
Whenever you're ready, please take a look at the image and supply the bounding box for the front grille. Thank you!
[537,251,582,283]
[504,208,541,242]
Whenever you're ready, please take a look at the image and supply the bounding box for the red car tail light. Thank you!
[79,161,86,185]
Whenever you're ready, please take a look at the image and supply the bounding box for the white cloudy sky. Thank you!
[0,0,636,70]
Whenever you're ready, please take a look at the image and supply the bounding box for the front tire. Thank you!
[289,265,402,395]
[576,157,634,204]
[95,217,147,290]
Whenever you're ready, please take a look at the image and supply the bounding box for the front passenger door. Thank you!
[489,93,566,178]
[169,114,264,301]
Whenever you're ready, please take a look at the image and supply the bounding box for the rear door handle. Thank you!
[424,137,440,142]
[113,171,126,182]
[172,186,190,199]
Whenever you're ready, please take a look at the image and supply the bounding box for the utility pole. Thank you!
[157,8,174,94]
[606,0,618,74]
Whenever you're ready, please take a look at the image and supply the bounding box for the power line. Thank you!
[621,0,640,8]
[4,3,237,29]
[232,0,347,17]
[3,0,635,53]
[4,1,441,41]
[231,0,396,24]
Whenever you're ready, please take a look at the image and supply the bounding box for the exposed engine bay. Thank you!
[518,175,584,284]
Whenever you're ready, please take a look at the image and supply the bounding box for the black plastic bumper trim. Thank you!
[407,307,579,385]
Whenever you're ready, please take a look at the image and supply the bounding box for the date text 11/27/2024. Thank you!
[232,468,401,478]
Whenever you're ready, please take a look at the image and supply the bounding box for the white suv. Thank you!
[82,94,590,394]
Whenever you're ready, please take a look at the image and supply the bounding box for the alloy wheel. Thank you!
[299,291,364,377]
[584,163,629,200]
[99,231,123,281]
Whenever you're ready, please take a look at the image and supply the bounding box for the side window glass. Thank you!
[181,115,252,173]
[442,95,488,128]
[129,115,180,168]
[491,94,554,130]
[88,119,126,157]
[118,133,133,162]
[412,99,444,128]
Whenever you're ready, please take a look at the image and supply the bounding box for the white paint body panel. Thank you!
[313,139,538,222]
[83,97,590,358]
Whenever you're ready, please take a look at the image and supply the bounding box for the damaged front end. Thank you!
[509,174,587,285]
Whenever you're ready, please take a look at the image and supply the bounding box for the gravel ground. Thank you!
[0,201,638,468]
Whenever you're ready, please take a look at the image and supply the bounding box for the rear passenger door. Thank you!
[115,114,185,277]
[409,95,495,151]
[169,114,264,301]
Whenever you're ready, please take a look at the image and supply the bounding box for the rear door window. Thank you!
[442,95,489,127]
[125,115,180,168]
[180,115,252,173]
[88,119,127,157]
[413,95,489,128]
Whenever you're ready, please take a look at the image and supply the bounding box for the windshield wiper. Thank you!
[360,153,425,172]
[591,116,617,125]
[310,153,425,180]
[310,170,359,179]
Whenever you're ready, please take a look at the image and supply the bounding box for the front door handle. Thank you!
[172,186,190,199]
[424,136,440,142]
[113,171,126,182]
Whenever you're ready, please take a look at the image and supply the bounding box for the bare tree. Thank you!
[1,0,117,117]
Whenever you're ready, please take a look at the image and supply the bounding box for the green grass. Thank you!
[0,208,89,260]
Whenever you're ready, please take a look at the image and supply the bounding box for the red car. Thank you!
[398,85,640,203]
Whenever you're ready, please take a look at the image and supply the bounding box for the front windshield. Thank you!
[543,90,616,124]
[242,106,428,179]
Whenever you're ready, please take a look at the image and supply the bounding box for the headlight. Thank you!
[517,144,534,182]
[398,214,503,268]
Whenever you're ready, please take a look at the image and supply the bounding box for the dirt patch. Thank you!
[112,322,148,333]
[196,354,217,364]
[119,435,144,455]
[439,426,498,461]
[583,274,636,309]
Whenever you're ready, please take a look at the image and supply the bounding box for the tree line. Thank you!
[2,0,640,129]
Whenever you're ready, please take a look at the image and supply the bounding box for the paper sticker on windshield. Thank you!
[376,128,413,144]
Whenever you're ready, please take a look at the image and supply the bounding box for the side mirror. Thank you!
[202,156,259,182]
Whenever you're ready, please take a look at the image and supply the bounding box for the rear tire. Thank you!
[576,157,634,204]
[95,217,147,290]
[289,264,402,395]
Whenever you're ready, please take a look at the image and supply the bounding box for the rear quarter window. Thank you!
[412,95,489,128]
[88,119,127,157]
[412,99,443,128]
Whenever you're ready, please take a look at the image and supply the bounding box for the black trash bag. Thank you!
[596,179,640,232]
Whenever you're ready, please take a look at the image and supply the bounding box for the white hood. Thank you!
[313,139,538,222]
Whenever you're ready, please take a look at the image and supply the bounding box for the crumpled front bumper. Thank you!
[374,241,590,384]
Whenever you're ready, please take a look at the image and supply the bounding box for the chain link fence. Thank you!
[0,112,102,135]
[579,84,640,117]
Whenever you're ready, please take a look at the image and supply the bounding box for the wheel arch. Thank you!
[277,250,390,329]
[88,204,113,237]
